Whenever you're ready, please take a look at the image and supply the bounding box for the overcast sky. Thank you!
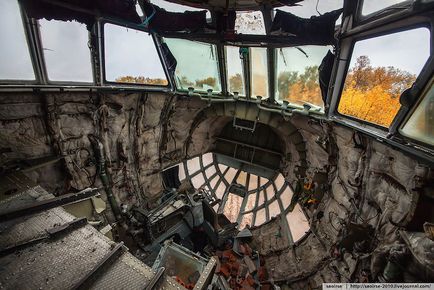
[0,0,34,80]
[0,0,429,85]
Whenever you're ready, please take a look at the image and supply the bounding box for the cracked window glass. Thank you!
[274,0,343,19]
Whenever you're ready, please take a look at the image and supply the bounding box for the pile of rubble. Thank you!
[213,228,273,290]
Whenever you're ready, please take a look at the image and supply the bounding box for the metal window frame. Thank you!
[223,45,248,97]
[356,0,418,25]
[166,152,311,245]
[0,1,174,93]
[160,36,224,95]
[398,76,434,147]
[36,18,96,86]
[327,10,434,162]
[0,2,43,85]
[99,19,173,90]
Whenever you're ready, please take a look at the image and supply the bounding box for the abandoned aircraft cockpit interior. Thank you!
[0,0,433,289]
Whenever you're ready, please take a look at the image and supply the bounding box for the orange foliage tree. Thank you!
[277,65,322,107]
[338,56,416,127]
[229,73,243,93]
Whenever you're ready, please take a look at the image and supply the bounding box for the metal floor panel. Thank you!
[0,185,185,290]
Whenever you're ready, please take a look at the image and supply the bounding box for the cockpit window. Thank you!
[226,46,246,96]
[0,0,34,81]
[276,45,331,109]
[400,81,434,146]
[165,38,221,93]
[361,0,414,16]
[39,20,93,83]
[250,47,269,99]
[104,23,168,86]
[167,153,310,244]
[338,27,430,128]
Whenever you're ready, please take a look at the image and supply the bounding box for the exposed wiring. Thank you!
[295,46,309,58]
[316,0,322,16]
[329,211,346,232]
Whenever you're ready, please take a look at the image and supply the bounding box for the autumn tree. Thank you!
[339,56,416,127]
[277,65,322,106]
[195,77,217,89]
[229,73,243,93]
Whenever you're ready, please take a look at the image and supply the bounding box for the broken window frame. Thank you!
[164,152,310,245]
[37,19,95,84]
[101,20,171,88]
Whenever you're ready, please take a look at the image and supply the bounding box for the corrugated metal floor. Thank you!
[0,183,184,290]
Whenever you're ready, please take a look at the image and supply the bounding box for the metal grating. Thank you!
[0,184,185,290]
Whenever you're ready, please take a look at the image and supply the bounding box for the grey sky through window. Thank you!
[104,23,167,84]
[0,0,34,80]
[350,28,430,75]
[39,19,93,82]
[362,0,414,16]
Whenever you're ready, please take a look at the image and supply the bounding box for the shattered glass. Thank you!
[235,11,266,35]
